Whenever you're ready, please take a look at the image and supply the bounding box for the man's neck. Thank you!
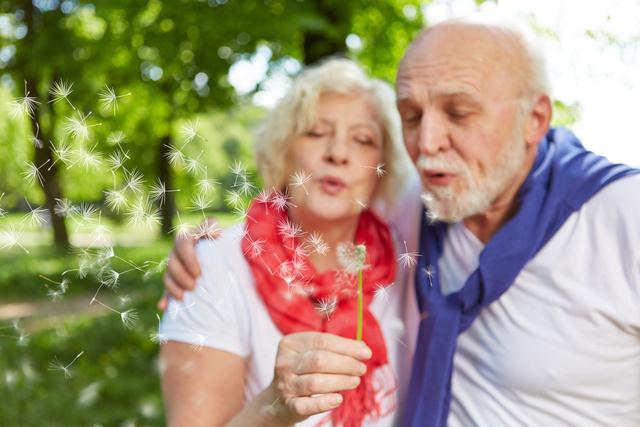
[463,149,538,244]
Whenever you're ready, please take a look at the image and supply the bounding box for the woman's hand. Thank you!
[262,332,372,424]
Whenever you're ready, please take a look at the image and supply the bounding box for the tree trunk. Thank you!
[303,0,351,64]
[23,2,70,250]
[158,134,175,237]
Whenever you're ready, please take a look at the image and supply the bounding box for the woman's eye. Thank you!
[306,130,325,137]
[355,138,374,146]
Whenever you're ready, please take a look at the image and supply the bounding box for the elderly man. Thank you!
[161,15,640,426]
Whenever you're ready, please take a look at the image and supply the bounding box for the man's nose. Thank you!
[419,114,450,155]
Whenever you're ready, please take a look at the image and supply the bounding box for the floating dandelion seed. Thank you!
[49,351,84,379]
[168,300,196,320]
[195,167,220,195]
[255,188,273,211]
[193,219,222,240]
[50,140,74,170]
[76,143,102,171]
[22,159,50,186]
[64,111,101,142]
[188,333,209,352]
[106,130,127,145]
[0,193,6,219]
[90,211,111,245]
[48,80,75,109]
[181,118,207,143]
[277,219,304,240]
[229,160,247,186]
[315,298,338,319]
[98,85,131,115]
[237,178,257,196]
[270,192,293,211]
[185,150,205,175]
[21,197,47,228]
[105,188,129,213]
[169,211,194,239]
[107,149,130,171]
[149,178,179,206]
[0,225,29,253]
[165,143,185,167]
[189,193,212,215]
[125,197,161,229]
[150,314,168,344]
[124,168,145,194]
[423,265,437,287]
[243,235,267,258]
[307,232,330,256]
[225,190,243,210]
[425,209,439,225]
[8,80,41,120]
[361,162,386,177]
[374,283,393,302]
[290,171,312,195]
[92,299,138,329]
[28,123,43,148]
[397,240,419,268]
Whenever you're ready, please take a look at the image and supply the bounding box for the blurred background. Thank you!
[0,0,638,425]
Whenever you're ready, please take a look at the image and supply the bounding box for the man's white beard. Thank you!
[417,132,527,223]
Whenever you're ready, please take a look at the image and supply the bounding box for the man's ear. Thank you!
[524,94,552,147]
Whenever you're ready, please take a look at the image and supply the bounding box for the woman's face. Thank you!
[288,92,385,222]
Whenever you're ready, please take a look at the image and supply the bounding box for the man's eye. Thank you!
[402,114,421,124]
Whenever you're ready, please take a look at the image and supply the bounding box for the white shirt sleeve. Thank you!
[160,227,253,358]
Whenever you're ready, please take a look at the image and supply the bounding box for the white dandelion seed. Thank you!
[397,240,419,268]
[169,211,194,239]
[0,193,6,219]
[48,80,75,109]
[290,171,312,195]
[107,149,130,171]
[149,178,179,207]
[225,190,243,210]
[20,197,47,228]
[90,212,111,245]
[229,160,248,187]
[165,143,184,168]
[76,143,102,172]
[47,288,65,302]
[181,118,207,144]
[189,193,212,214]
[168,300,196,320]
[64,111,101,142]
[106,130,127,145]
[255,188,274,210]
[315,298,338,320]
[28,122,43,148]
[104,188,129,213]
[243,235,267,258]
[307,232,330,256]
[195,169,220,195]
[54,198,76,217]
[184,150,205,176]
[0,225,29,253]
[150,314,168,344]
[49,140,74,170]
[374,283,394,303]
[423,265,437,287]
[425,209,439,225]
[125,197,161,229]
[361,162,386,177]
[353,197,369,211]
[277,219,304,240]
[188,333,207,352]
[193,219,222,241]
[120,308,138,329]
[270,191,295,211]
[98,85,131,115]
[48,351,84,379]
[8,80,41,120]
[237,178,257,196]
[124,168,145,194]
[22,159,50,186]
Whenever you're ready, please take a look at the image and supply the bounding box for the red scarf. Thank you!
[242,195,397,427]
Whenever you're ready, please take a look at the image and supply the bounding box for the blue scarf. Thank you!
[402,128,639,426]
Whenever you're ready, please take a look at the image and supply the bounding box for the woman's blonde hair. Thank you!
[254,57,415,208]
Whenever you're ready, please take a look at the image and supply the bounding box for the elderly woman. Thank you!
[160,58,419,427]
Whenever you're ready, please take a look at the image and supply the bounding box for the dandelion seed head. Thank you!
[337,242,367,274]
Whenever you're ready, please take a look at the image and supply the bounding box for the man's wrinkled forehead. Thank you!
[396,22,524,98]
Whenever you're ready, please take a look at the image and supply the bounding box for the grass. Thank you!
[0,216,223,426]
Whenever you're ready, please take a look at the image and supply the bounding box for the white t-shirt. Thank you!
[440,175,640,426]
[161,225,419,427]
